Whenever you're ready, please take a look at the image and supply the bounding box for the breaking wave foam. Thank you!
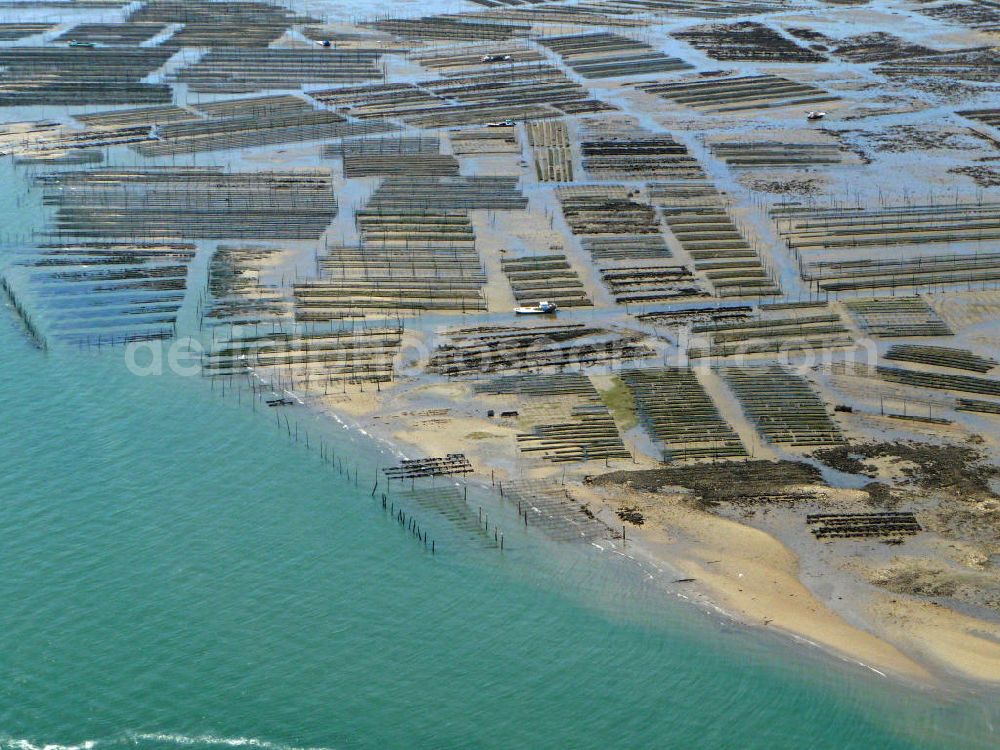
[1,735,336,750]
[130,733,335,750]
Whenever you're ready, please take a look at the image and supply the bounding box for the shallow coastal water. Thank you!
[2,317,1000,750]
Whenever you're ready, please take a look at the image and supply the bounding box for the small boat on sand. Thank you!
[514,300,558,315]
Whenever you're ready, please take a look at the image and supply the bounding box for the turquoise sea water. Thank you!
[2,310,1000,749]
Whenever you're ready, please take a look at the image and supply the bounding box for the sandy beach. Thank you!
[309,366,1000,688]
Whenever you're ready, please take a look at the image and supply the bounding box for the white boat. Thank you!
[806,111,826,120]
[514,300,558,315]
